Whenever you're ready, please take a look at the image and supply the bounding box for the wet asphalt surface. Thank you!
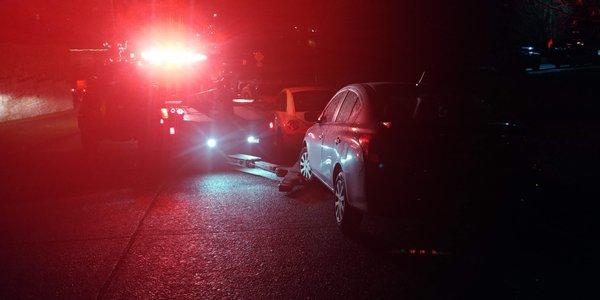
[0,131,509,299]
[1,68,599,298]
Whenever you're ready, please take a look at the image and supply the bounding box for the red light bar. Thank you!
[141,48,207,66]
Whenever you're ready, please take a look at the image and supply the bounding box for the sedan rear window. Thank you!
[372,86,418,121]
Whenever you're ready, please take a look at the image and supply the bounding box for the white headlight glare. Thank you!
[206,138,217,148]
[247,135,260,144]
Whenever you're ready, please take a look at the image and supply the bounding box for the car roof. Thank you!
[284,86,333,93]
[338,82,417,100]
[361,82,416,92]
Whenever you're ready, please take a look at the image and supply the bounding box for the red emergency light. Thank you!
[140,47,207,66]
[232,99,254,103]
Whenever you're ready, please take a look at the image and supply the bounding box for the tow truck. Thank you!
[77,42,275,168]
[77,44,211,160]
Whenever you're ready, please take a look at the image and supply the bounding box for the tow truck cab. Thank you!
[77,61,203,152]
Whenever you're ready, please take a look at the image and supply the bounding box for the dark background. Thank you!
[4,1,592,83]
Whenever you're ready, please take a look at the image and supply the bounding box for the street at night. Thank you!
[0,116,475,298]
[2,1,599,299]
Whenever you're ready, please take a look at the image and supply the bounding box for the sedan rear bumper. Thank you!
[363,162,530,222]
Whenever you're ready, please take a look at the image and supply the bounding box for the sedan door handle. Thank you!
[335,137,341,145]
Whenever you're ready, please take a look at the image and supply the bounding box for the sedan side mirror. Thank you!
[316,116,325,124]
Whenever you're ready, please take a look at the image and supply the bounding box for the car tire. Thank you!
[298,146,313,182]
[334,171,363,235]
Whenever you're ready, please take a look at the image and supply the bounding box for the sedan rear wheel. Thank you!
[299,147,312,182]
[334,172,362,235]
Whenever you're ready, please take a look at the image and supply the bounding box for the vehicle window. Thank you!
[320,91,346,123]
[335,91,358,123]
[277,92,287,111]
[375,96,417,122]
[373,86,418,122]
[292,90,334,112]
[348,96,363,123]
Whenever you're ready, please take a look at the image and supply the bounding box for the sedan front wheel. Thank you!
[299,146,312,182]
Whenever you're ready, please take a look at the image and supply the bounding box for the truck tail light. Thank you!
[160,108,169,119]
[269,121,274,129]
[169,127,175,135]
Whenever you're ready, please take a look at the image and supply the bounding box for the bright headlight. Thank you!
[247,135,260,144]
[206,138,217,148]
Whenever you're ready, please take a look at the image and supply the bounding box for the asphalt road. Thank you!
[0,121,514,299]
[2,66,599,298]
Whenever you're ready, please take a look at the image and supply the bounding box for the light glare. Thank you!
[207,138,217,148]
[141,47,207,66]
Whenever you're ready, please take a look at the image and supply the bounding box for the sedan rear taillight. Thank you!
[359,134,380,164]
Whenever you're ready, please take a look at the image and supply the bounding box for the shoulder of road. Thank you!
[0,109,78,155]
